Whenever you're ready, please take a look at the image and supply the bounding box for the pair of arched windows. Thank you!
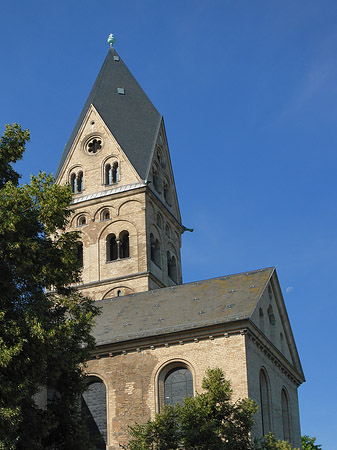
[106,231,129,262]
[259,369,291,442]
[70,171,83,193]
[105,162,119,185]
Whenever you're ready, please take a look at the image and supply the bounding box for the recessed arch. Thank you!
[154,359,195,412]
[102,286,134,299]
[93,205,116,222]
[259,368,272,436]
[81,375,107,449]
[118,199,142,217]
[281,387,291,443]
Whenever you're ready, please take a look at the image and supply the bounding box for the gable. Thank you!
[56,106,142,197]
[147,119,181,221]
[56,47,161,181]
[250,271,304,379]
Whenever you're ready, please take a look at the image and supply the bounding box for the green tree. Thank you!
[301,435,322,450]
[0,124,99,450]
[123,368,258,450]
[253,432,299,450]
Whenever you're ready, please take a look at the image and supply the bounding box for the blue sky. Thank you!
[0,1,335,448]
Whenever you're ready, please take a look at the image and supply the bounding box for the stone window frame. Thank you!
[82,132,104,155]
[100,208,111,221]
[154,359,195,413]
[77,215,87,227]
[102,156,120,186]
[68,165,85,194]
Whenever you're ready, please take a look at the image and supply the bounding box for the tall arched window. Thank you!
[259,308,265,333]
[77,172,83,193]
[81,377,107,450]
[164,178,171,205]
[167,252,177,283]
[152,164,160,192]
[107,234,118,261]
[77,242,83,267]
[105,164,112,185]
[280,332,285,353]
[119,231,129,259]
[259,369,271,436]
[71,173,77,193]
[281,388,291,442]
[150,233,161,267]
[156,213,163,229]
[268,305,275,341]
[112,162,119,183]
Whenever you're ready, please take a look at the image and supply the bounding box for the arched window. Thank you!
[107,234,118,261]
[280,332,285,353]
[268,285,273,301]
[117,289,122,297]
[281,388,291,442]
[101,209,110,221]
[167,251,177,283]
[165,224,171,238]
[150,233,161,267]
[119,231,129,259]
[81,377,107,450]
[112,162,119,183]
[152,164,160,192]
[259,308,265,333]
[156,213,163,229]
[164,178,171,205]
[268,305,275,341]
[105,164,112,185]
[78,215,86,226]
[259,369,271,436]
[77,172,83,193]
[70,173,77,193]
[164,367,193,406]
[157,148,164,168]
[77,242,83,267]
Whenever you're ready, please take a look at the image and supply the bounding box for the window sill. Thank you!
[106,257,131,264]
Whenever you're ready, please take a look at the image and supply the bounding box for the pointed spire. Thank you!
[56,46,161,180]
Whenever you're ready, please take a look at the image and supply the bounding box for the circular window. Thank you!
[84,135,103,155]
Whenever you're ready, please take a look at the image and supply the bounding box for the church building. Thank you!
[55,41,305,450]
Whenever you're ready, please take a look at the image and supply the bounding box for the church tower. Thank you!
[56,45,183,301]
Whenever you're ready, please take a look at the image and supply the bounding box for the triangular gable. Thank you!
[146,118,182,222]
[56,47,161,181]
[250,269,304,380]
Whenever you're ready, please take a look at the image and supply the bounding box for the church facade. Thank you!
[56,45,305,450]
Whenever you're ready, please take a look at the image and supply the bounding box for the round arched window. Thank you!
[164,367,193,406]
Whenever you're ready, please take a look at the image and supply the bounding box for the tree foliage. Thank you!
[253,432,299,450]
[0,124,99,449]
[301,435,322,450]
[123,368,258,450]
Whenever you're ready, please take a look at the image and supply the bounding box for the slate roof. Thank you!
[92,267,274,346]
[56,47,161,180]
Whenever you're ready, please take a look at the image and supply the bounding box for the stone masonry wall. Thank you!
[87,333,248,450]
